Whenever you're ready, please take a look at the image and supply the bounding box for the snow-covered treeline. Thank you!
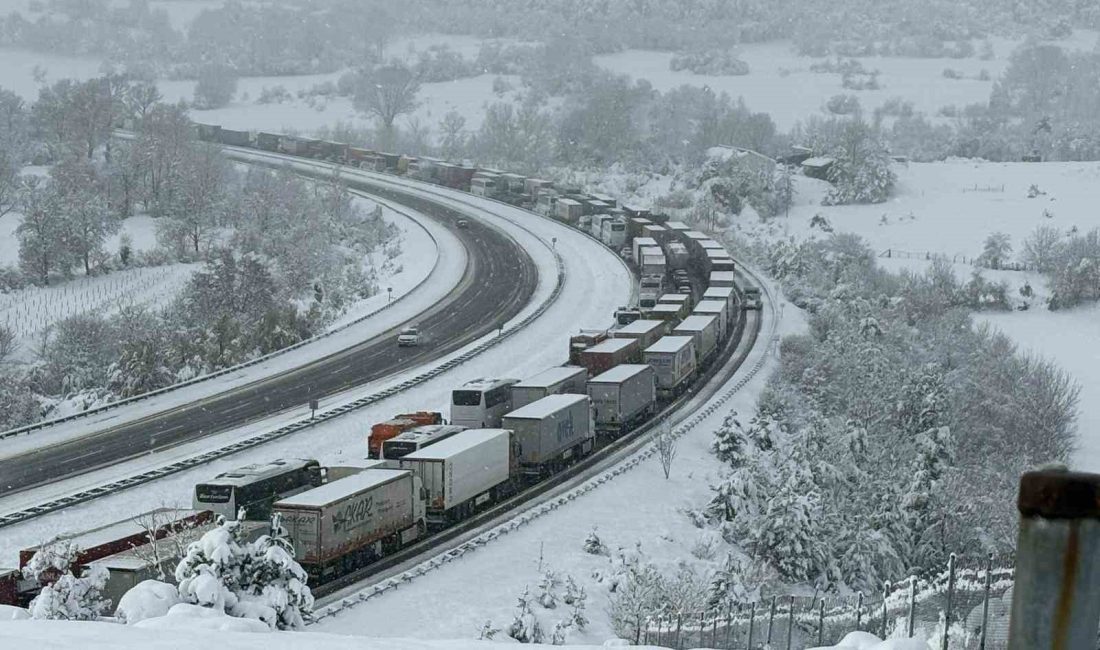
[694,234,1077,595]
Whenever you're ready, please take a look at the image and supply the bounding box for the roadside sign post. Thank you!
[309,398,319,420]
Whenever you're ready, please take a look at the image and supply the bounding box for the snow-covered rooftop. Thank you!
[648,303,682,314]
[275,469,409,508]
[458,377,519,391]
[694,300,727,314]
[703,286,733,298]
[22,509,208,556]
[683,230,708,240]
[389,425,466,444]
[664,221,690,231]
[700,240,725,250]
[504,393,588,420]
[557,198,581,207]
[206,458,316,487]
[633,237,658,246]
[644,336,694,354]
[705,248,731,259]
[613,319,666,336]
[588,364,651,384]
[709,271,736,283]
[512,366,586,389]
[586,338,637,354]
[400,429,509,460]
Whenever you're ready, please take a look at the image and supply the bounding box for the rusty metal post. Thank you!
[1008,468,1100,650]
[979,553,993,650]
[856,592,863,630]
[818,598,825,646]
[882,582,890,638]
[942,553,956,650]
[766,595,777,645]
[908,576,917,638]
[747,602,756,649]
[786,595,795,650]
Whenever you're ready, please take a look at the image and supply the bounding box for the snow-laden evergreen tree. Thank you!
[711,410,747,466]
[506,586,544,644]
[562,576,588,630]
[239,512,314,629]
[537,568,559,609]
[22,540,110,620]
[821,118,896,205]
[903,426,955,571]
[582,528,607,555]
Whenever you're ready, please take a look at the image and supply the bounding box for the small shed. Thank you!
[801,157,835,181]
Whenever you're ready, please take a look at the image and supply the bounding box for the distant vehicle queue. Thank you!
[0,124,764,604]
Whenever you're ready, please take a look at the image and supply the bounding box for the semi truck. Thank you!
[502,394,594,474]
[639,274,663,309]
[693,299,731,340]
[703,286,736,314]
[510,366,588,411]
[673,314,720,365]
[381,424,467,460]
[709,271,737,289]
[612,319,669,351]
[631,237,658,263]
[643,336,697,396]
[587,364,657,434]
[275,469,424,581]
[641,251,667,278]
[579,337,639,376]
[569,329,609,365]
[367,411,444,459]
[398,429,515,525]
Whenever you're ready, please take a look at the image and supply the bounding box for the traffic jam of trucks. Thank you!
[0,125,764,607]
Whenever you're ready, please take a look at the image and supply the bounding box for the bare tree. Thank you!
[130,507,208,582]
[654,420,677,480]
[352,63,421,132]
[0,324,16,363]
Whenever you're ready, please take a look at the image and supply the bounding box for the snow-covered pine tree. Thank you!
[238,512,315,629]
[711,410,747,466]
[562,576,588,630]
[174,513,251,613]
[506,586,544,644]
[537,568,559,609]
[22,540,111,620]
[902,426,955,571]
[582,528,607,555]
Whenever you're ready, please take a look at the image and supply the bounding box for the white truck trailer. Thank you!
[632,237,658,263]
[703,286,736,314]
[398,429,514,525]
[612,318,669,351]
[502,394,593,475]
[510,366,588,411]
[665,242,691,270]
[643,336,697,396]
[274,469,424,581]
[673,314,719,365]
[693,299,730,340]
[709,271,737,288]
[641,251,667,278]
[587,364,656,434]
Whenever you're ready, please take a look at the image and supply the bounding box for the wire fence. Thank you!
[877,249,1033,272]
[641,555,1014,649]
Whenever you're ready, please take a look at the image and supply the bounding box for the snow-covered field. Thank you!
[0,170,633,569]
[734,159,1100,471]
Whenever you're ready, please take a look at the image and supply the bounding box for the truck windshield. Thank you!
[452,390,483,406]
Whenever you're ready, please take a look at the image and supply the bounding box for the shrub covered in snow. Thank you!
[116,580,181,625]
[22,541,111,621]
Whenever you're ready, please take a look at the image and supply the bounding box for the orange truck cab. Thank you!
[367,412,443,458]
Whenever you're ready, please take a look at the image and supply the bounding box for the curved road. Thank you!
[0,178,539,497]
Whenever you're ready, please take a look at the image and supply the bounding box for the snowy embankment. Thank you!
[311,274,792,644]
[0,197,437,457]
[0,618,652,650]
[734,159,1100,471]
[0,174,632,569]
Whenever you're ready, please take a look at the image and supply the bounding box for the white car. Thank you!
[397,326,420,347]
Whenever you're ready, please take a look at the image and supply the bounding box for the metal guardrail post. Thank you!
[908,576,917,638]
[942,554,956,650]
[1008,468,1100,650]
[980,553,993,650]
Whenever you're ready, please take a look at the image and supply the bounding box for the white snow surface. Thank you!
[0,618,649,650]
[0,166,632,569]
[809,631,931,649]
[0,198,443,457]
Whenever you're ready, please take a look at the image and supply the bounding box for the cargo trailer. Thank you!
[382,424,467,461]
[657,293,693,310]
[569,329,609,365]
[398,429,514,525]
[665,242,690,270]
[644,336,697,395]
[555,198,584,223]
[700,239,726,252]
[647,302,686,325]
[673,314,719,365]
[524,178,553,197]
[665,221,691,233]
[218,128,250,147]
[709,258,736,273]
[627,217,652,240]
[641,252,667,278]
[709,271,737,288]
[703,286,736,314]
[612,319,669,351]
[579,337,639,376]
[510,366,588,411]
[693,300,730,340]
[632,237,659,263]
[643,224,670,245]
[275,469,424,580]
[587,364,656,434]
[499,172,526,194]
[503,394,593,474]
[623,205,652,219]
[589,214,611,239]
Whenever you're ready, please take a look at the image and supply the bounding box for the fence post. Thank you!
[856,592,863,630]
[712,610,719,649]
[747,602,756,649]
[908,576,917,638]
[786,595,795,650]
[818,598,825,646]
[699,611,705,649]
[979,553,993,650]
[725,604,733,649]
[1008,468,1100,649]
[643,617,650,646]
[676,613,683,650]
[656,616,663,647]
[766,595,777,645]
[882,582,890,638]
[942,553,956,650]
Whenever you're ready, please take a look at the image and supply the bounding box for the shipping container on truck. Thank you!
[320,141,349,162]
[523,178,552,197]
[665,220,691,233]
[382,424,467,461]
[632,237,659,263]
[451,165,476,191]
[503,394,594,474]
[398,429,514,525]
[626,218,652,242]
[591,192,617,206]
[275,469,424,581]
[644,336,698,395]
[315,459,392,483]
[554,198,584,223]
[587,364,656,434]
[218,128,251,147]
[579,337,640,376]
[673,314,719,365]
[510,366,588,411]
[470,173,499,197]
[497,172,526,194]
[641,252,667,278]
[709,258,736,273]
[658,293,693,311]
[568,329,609,365]
[703,286,737,315]
[700,239,726,252]
[601,218,627,250]
[646,302,686,326]
[612,319,669,351]
[709,271,737,289]
[585,199,612,216]
[665,242,691,270]
[643,224,671,246]
[368,412,443,459]
[19,509,214,572]
[693,299,730,340]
